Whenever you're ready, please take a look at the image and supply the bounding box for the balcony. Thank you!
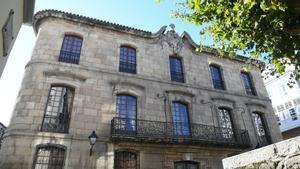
[111,117,251,148]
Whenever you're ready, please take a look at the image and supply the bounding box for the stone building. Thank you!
[264,67,300,139]
[0,122,6,149]
[0,10,282,169]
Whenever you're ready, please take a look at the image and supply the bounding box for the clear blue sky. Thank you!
[0,0,210,126]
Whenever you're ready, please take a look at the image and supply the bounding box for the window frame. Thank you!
[171,101,191,137]
[240,71,256,96]
[41,85,75,133]
[252,112,271,146]
[119,46,137,74]
[217,107,235,139]
[114,151,138,169]
[58,34,83,64]
[209,64,225,90]
[32,144,66,169]
[115,94,137,134]
[169,56,185,83]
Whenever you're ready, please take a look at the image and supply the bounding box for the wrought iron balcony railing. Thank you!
[111,117,251,148]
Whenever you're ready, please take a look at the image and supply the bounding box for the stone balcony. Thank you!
[111,117,251,148]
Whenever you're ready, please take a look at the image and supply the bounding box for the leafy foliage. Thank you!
[159,0,300,84]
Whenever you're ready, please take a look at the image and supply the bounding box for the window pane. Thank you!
[172,102,190,137]
[241,72,256,95]
[217,108,234,138]
[59,35,82,64]
[119,47,136,74]
[41,86,74,133]
[252,112,270,146]
[33,146,65,169]
[210,65,224,90]
[169,57,184,82]
[114,151,137,169]
[116,95,137,132]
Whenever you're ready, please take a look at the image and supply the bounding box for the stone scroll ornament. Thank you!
[163,24,184,55]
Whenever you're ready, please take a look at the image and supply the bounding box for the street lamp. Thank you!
[88,130,98,156]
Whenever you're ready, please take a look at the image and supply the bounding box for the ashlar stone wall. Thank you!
[0,10,282,169]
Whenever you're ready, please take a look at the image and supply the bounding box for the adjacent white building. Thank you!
[264,67,300,139]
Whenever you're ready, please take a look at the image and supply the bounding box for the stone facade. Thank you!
[0,10,282,169]
[0,122,6,149]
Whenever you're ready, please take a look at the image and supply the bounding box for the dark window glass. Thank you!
[252,112,270,146]
[41,86,74,133]
[2,9,14,56]
[33,146,65,169]
[217,108,234,138]
[119,47,136,74]
[169,57,184,82]
[209,65,225,90]
[59,35,82,64]
[116,95,137,132]
[174,161,198,169]
[241,72,256,95]
[172,102,190,137]
[289,108,298,121]
[114,151,137,169]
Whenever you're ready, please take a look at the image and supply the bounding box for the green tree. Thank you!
[158,0,300,84]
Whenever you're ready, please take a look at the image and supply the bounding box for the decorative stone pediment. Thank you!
[163,24,184,55]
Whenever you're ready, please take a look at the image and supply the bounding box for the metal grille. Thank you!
[252,112,270,147]
[59,35,82,64]
[241,72,256,95]
[33,146,65,169]
[210,65,225,90]
[175,161,198,169]
[169,57,184,82]
[111,117,251,148]
[172,102,190,137]
[41,86,74,133]
[217,108,234,139]
[114,151,137,169]
[116,95,137,133]
[119,47,136,74]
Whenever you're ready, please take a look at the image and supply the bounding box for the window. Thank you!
[172,102,190,137]
[114,151,137,169]
[169,57,184,82]
[241,72,256,95]
[277,104,285,112]
[119,47,136,74]
[41,86,74,133]
[217,108,234,139]
[289,108,297,121]
[252,112,270,146]
[285,101,293,109]
[209,65,225,90]
[33,145,65,169]
[2,9,14,56]
[293,97,300,105]
[116,95,137,133]
[59,35,82,64]
[174,161,198,169]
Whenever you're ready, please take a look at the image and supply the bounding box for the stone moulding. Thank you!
[43,70,87,82]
